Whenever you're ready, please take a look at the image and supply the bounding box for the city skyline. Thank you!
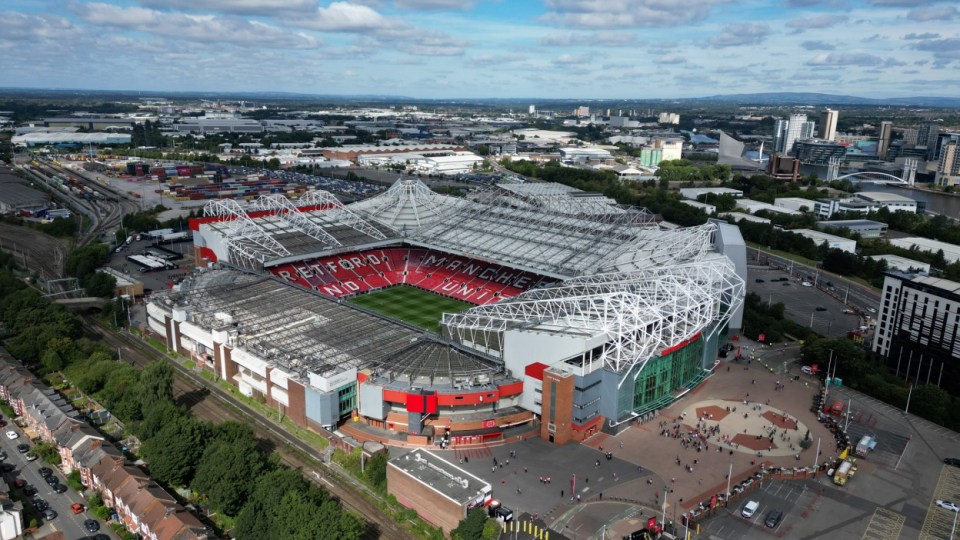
[1,0,959,99]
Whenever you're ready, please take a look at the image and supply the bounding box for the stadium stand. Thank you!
[270,247,553,305]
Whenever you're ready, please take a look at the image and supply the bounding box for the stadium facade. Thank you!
[146,179,745,446]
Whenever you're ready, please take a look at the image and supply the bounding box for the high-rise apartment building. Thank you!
[872,273,960,393]
[800,121,816,140]
[778,114,807,155]
[936,141,960,187]
[819,109,838,141]
[878,121,893,160]
[773,120,789,153]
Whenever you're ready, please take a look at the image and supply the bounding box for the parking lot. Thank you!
[1,420,112,539]
[703,482,812,539]
[919,466,960,539]
[747,267,861,338]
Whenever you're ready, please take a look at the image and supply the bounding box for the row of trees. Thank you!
[0,264,368,539]
[656,160,730,183]
[800,337,958,430]
[64,243,116,297]
[741,292,815,344]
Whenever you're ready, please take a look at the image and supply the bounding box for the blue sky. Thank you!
[1,0,958,99]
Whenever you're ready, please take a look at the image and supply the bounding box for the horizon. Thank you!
[2,1,959,99]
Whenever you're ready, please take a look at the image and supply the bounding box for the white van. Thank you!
[742,500,760,518]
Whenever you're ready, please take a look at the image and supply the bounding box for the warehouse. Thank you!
[416,153,485,175]
[11,132,132,147]
[387,449,492,534]
[774,197,819,213]
[867,255,930,274]
[889,237,960,264]
[790,229,856,253]
[0,171,50,215]
[735,199,800,216]
[816,219,888,239]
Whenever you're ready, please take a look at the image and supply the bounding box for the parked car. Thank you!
[52,483,67,494]
[71,503,85,514]
[13,478,25,488]
[944,458,960,467]
[842,309,855,315]
[782,282,791,287]
[816,306,827,311]
[22,485,37,496]
[765,509,783,528]
[84,519,100,532]
[4,430,17,440]
[44,474,58,486]
[936,500,959,512]
[755,279,764,283]
[742,500,759,518]
[0,450,7,460]
[38,467,52,477]
[0,463,14,473]
[868,307,877,313]
[801,282,813,287]
[16,443,29,453]
[32,497,48,511]
[801,366,814,375]
[41,508,57,521]
[24,452,37,462]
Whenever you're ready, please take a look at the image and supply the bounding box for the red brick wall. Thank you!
[387,464,464,534]
[287,379,307,427]
[540,371,575,444]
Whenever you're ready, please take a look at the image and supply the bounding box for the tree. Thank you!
[141,416,209,486]
[83,271,117,298]
[191,438,265,515]
[138,360,175,405]
[362,451,388,492]
[452,508,488,540]
[136,400,184,441]
[40,349,64,373]
[910,384,951,426]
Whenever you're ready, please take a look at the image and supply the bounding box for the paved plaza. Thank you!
[444,336,960,540]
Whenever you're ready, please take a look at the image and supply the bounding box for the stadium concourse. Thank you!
[145,179,747,449]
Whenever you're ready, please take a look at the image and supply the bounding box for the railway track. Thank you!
[84,317,411,540]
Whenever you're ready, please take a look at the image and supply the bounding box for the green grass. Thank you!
[346,285,473,333]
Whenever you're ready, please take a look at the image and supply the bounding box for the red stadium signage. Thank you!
[482,419,496,429]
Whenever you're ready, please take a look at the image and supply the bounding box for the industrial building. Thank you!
[718,212,771,225]
[789,229,856,253]
[853,192,919,214]
[680,200,715,215]
[735,199,800,216]
[147,180,745,448]
[889,237,960,264]
[40,117,138,130]
[679,187,743,200]
[816,220,888,239]
[867,255,930,274]
[11,132,132,147]
[872,273,960,393]
[774,197,819,213]
[387,449,491,534]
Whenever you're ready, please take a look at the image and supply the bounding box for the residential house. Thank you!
[0,483,23,540]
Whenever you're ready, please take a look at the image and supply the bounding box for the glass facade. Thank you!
[337,383,357,418]
[618,337,705,417]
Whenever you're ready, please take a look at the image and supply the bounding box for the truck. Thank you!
[833,459,857,486]
[855,435,876,458]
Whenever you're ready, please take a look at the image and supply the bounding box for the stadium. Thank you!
[146,179,746,446]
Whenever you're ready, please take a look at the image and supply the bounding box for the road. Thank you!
[0,422,114,539]
[746,247,881,314]
[85,318,409,540]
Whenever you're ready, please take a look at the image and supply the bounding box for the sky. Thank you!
[1,0,959,99]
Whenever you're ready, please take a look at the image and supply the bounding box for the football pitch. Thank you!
[346,285,473,333]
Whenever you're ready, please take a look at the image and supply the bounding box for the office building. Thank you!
[877,121,894,160]
[529,105,536,116]
[853,192,919,213]
[872,274,960,393]
[658,112,680,125]
[936,141,960,187]
[819,109,839,142]
[793,139,847,165]
[767,154,800,182]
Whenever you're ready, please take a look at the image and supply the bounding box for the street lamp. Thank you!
[950,506,958,540]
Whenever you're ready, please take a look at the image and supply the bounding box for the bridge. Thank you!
[834,171,909,185]
[826,157,917,186]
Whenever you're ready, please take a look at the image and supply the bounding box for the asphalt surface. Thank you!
[0,422,113,539]
[746,266,861,338]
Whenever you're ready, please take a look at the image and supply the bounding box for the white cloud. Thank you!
[906,5,957,21]
[801,40,835,50]
[394,0,475,9]
[805,52,885,66]
[785,14,841,31]
[708,22,771,47]
[541,0,729,29]
[75,3,320,48]
[540,32,639,47]
[137,0,316,15]
[290,2,390,32]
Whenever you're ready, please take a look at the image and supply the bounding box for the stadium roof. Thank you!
[155,269,506,386]
[349,178,458,235]
[443,257,744,376]
[201,191,395,269]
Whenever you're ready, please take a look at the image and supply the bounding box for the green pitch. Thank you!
[346,285,473,333]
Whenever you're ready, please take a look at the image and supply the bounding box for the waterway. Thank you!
[856,183,960,219]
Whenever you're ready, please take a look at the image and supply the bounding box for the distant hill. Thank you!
[694,92,960,107]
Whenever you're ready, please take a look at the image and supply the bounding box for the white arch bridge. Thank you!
[834,171,909,185]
